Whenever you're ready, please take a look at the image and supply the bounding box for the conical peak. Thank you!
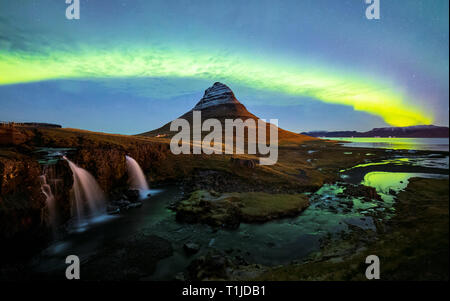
[206,82,234,97]
[193,82,239,109]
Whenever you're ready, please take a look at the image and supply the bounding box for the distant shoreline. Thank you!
[324,137,449,152]
[302,125,449,138]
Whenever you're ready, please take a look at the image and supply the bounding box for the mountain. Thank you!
[141,82,315,143]
[302,125,449,138]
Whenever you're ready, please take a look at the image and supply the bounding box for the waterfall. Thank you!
[39,174,57,233]
[125,155,149,191]
[63,157,106,223]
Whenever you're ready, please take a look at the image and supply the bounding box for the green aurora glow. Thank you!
[0,47,433,126]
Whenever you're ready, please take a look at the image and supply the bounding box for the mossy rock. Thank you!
[176,190,310,228]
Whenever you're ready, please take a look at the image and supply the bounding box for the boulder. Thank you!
[125,189,140,203]
[183,242,200,255]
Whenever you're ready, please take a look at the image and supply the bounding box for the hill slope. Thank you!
[140,82,316,144]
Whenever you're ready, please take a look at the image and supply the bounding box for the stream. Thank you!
[30,148,449,280]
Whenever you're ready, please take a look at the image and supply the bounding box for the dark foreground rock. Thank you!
[183,242,200,255]
[187,251,267,281]
[107,189,144,214]
[82,234,173,280]
[124,189,140,203]
[0,150,49,261]
[338,183,382,202]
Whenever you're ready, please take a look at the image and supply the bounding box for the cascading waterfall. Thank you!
[63,156,106,224]
[39,174,57,233]
[125,155,149,192]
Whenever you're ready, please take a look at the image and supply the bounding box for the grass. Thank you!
[177,190,310,227]
[4,126,434,197]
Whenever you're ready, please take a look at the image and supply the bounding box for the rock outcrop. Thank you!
[0,152,47,260]
[176,190,310,229]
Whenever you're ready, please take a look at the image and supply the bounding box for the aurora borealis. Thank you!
[0,0,448,133]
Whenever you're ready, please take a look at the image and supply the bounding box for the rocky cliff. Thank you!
[0,150,47,260]
[0,128,172,262]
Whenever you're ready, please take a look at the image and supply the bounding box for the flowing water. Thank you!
[126,155,149,193]
[36,150,73,237]
[63,157,106,227]
[39,174,57,233]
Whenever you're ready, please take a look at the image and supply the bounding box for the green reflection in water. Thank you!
[340,158,411,172]
[329,137,449,152]
[362,171,448,203]
[363,172,412,193]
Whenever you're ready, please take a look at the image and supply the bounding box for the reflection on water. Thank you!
[362,171,449,203]
[343,156,449,172]
[69,214,117,233]
[35,147,75,165]
[327,137,449,151]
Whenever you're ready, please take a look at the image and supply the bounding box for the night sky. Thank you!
[0,0,448,134]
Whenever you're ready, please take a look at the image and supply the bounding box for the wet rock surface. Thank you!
[107,189,144,214]
[338,183,382,202]
[183,242,200,255]
[186,250,267,281]
[107,200,143,214]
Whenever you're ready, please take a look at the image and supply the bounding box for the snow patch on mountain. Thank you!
[193,82,240,110]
